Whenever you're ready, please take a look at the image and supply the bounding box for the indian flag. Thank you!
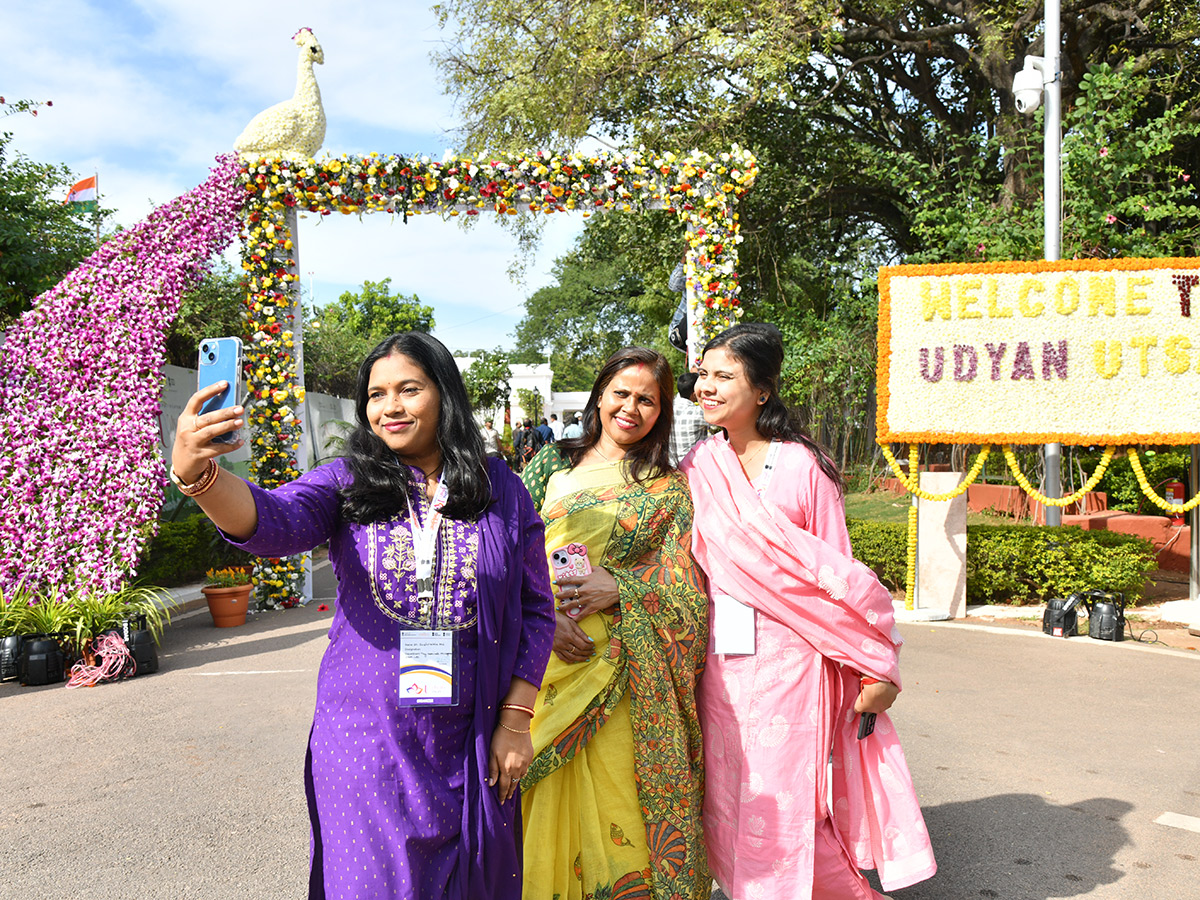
[65,175,97,212]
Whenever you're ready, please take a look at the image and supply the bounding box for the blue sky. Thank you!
[4,0,584,353]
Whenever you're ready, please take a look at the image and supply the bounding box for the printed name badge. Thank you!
[710,593,756,656]
[398,630,459,707]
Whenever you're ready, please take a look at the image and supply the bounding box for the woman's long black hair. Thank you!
[557,346,675,483]
[339,332,491,522]
[702,323,845,495]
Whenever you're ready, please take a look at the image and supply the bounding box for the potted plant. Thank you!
[201,568,253,627]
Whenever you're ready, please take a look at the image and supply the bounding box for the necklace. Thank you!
[591,441,622,464]
[739,439,769,467]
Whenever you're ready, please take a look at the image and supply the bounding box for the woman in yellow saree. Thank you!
[519,347,710,900]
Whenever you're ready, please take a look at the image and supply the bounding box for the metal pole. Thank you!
[1191,447,1199,604]
[1043,0,1063,526]
[285,209,313,605]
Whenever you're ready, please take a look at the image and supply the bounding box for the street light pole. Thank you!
[1042,0,1064,526]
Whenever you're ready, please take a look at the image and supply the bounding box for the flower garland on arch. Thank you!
[238,146,757,608]
[239,146,757,340]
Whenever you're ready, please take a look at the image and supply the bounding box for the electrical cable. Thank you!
[66,632,135,688]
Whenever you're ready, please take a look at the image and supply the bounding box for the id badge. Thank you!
[398,630,459,707]
[710,592,756,656]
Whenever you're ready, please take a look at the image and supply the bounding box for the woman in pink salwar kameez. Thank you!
[680,323,936,900]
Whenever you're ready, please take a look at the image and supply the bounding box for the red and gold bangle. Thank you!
[501,703,535,717]
[170,458,219,497]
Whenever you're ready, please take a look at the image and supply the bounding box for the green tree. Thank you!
[0,100,108,323]
[163,262,246,368]
[303,315,371,398]
[909,64,1200,263]
[516,387,544,422]
[462,349,513,412]
[511,212,682,390]
[303,278,436,397]
[437,0,1200,465]
[319,278,435,339]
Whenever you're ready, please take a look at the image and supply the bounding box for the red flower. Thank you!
[318,604,329,612]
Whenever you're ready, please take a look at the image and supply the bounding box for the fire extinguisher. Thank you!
[1163,480,1186,526]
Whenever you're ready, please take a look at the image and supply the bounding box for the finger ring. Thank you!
[572,586,579,598]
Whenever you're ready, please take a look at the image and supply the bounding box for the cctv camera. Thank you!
[1012,65,1043,114]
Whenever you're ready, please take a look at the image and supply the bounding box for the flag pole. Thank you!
[93,171,100,245]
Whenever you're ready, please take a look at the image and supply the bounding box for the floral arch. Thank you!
[240,146,757,607]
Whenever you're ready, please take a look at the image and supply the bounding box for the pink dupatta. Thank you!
[683,437,937,891]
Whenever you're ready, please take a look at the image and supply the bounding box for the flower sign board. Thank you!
[877,258,1200,446]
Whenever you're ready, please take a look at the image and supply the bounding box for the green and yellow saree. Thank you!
[520,446,710,900]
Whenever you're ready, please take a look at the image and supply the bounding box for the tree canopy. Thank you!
[462,348,512,412]
[509,211,683,390]
[437,0,1200,463]
[0,100,105,324]
[304,279,435,397]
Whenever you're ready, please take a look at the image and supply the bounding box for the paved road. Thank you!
[3,564,1198,899]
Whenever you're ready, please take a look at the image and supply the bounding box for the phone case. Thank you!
[550,543,591,581]
[857,712,877,740]
[550,543,591,619]
[197,337,244,445]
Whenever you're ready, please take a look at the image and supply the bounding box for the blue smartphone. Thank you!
[197,337,244,445]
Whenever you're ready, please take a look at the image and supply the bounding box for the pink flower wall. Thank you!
[0,155,244,595]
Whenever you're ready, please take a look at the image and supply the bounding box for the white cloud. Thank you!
[5,0,588,352]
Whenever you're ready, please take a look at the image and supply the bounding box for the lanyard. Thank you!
[404,476,448,600]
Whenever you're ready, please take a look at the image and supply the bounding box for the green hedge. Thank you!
[135,513,252,587]
[847,519,1156,604]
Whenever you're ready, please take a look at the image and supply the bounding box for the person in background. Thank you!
[481,417,503,459]
[667,255,689,355]
[512,419,526,469]
[517,417,544,470]
[668,371,709,466]
[681,323,936,899]
[518,347,710,900]
[534,417,554,446]
[170,331,556,900]
[548,413,563,442]
[562,411,583,440]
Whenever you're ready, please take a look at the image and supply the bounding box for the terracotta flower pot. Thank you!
[201,584,252,627]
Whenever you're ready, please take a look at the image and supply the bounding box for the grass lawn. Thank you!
[844,490,1016,527]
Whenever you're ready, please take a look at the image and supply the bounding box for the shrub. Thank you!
[847,519,1156,604]
[136,514,252,587]
[846,519,908,591]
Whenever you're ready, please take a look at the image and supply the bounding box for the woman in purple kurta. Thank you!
[171,332,555,899]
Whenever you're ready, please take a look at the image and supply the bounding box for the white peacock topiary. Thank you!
[234,28,326,162]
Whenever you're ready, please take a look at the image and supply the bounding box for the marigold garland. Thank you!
[1000,445,1116,507]
[905,447,919,610]
[239,147,757,344]
[1126,448,1200,513]
[878,442,991,501]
